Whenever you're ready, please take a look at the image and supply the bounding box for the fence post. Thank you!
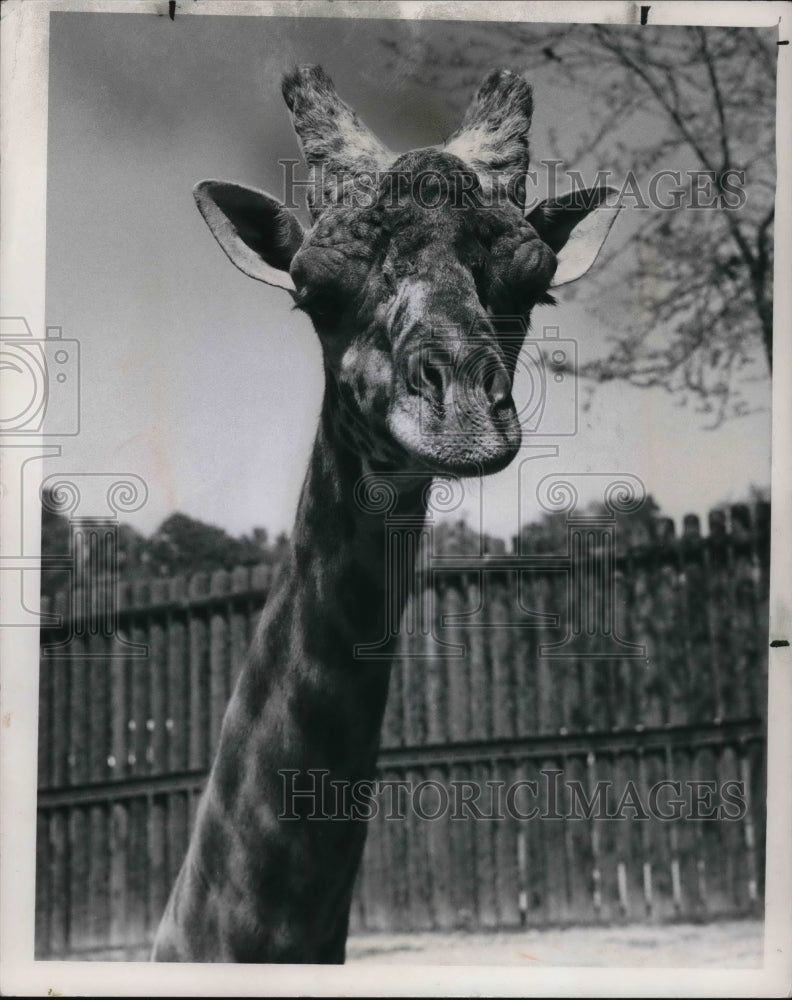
[706,508,728,722]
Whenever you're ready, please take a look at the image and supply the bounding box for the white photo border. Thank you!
[0,1,789,996]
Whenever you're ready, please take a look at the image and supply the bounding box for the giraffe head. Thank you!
[195,66,619,476]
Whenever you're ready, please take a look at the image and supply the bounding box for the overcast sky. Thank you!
[44,12,772,542]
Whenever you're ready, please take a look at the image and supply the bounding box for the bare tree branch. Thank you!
[376,22,776,425]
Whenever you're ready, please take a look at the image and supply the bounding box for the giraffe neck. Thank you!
[153,392,428,963]
[289,396,428,653]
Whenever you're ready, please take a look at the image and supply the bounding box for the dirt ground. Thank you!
[346,919,764,967]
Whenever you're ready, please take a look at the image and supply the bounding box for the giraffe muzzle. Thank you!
[390,344,522,475]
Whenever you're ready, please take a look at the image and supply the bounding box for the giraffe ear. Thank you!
[527,186,621,287]
[193,181,305,291]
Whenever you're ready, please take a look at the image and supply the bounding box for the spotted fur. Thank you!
[282,65,393,217]
[444,69,533,204]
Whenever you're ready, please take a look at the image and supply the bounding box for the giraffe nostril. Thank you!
[421,357,447,401]
[407,348,453,402]
[406,352,423,393]
[483,364,512,412]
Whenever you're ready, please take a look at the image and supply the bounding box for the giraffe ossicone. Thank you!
[152,65,619,964]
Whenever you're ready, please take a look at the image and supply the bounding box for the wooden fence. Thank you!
[35,503,769,959]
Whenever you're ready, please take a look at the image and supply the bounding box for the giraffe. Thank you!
[152,65,619,964]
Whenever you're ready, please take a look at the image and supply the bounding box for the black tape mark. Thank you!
[168,0,176,19]
[770,639,790,648]
[779,40,789,46]
[640,5,650,25]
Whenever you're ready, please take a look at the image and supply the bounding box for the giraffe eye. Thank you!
[294,287,343,325]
